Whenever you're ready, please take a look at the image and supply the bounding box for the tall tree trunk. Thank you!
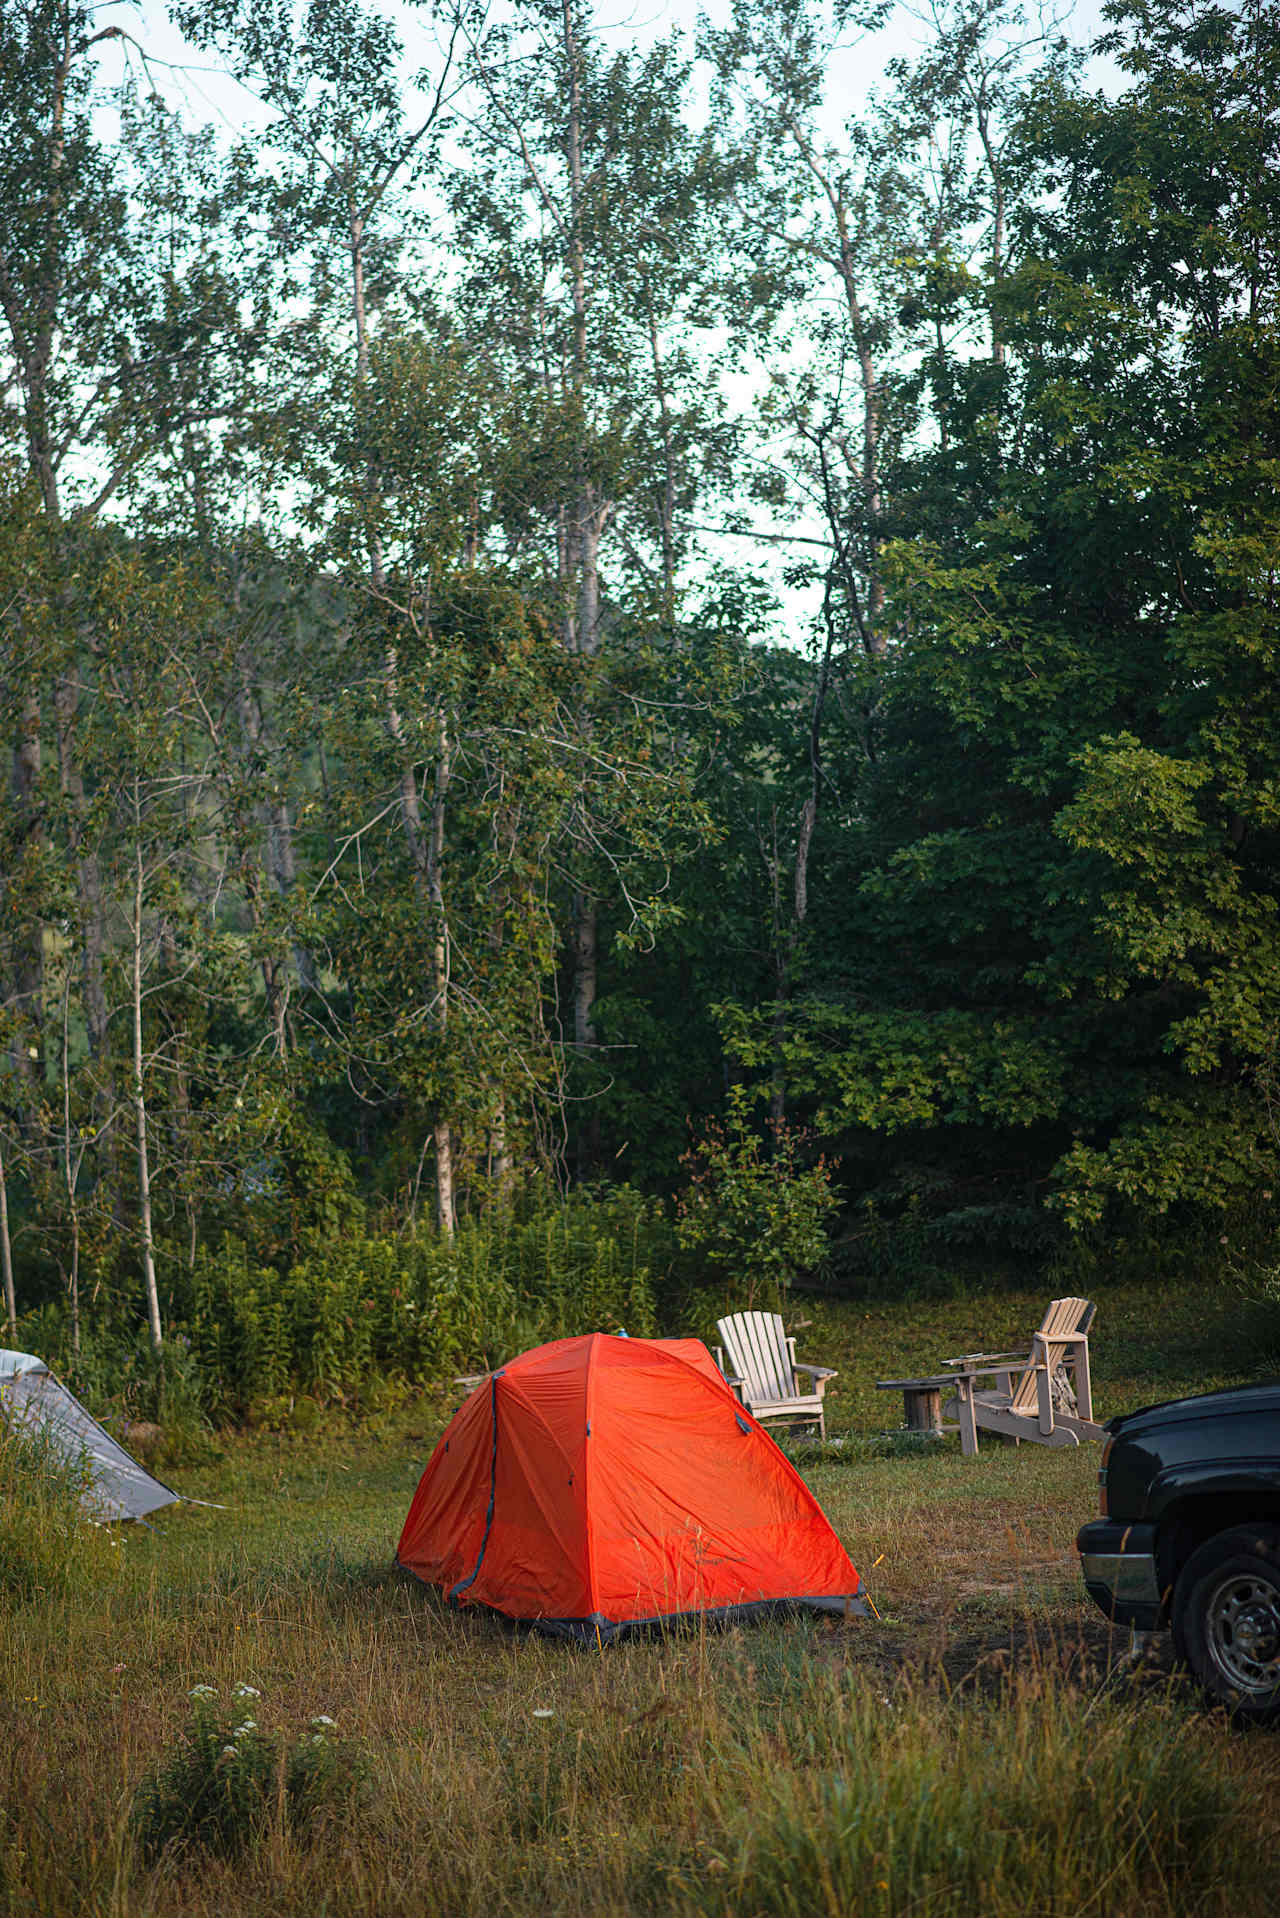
[131,811,163,1353]
[832,206,886,635]
[233,644,292,1055]
[0,1131,15,1337]
[350,198,458,1233]
[10,686,45,1086]
[0,4,76,1091]
[426,713,456,1237]
[645,291,678,623]
[559,0,608,1169]
[974,89,1006,365]
[768,584,837,1131]
[489,1095,513,1199]
[59,973,80,1356]
[55,692,109,1061]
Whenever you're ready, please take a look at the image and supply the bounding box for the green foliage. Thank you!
[676,1089,837,1309]
[0,1414,122,1603]
[3,0,1279,1353]
[134,1684,367,1860]
[185,1187,668,1418]
[703,0,1280,1262]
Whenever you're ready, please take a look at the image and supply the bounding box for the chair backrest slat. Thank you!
[1009,1361,1041,1413]
[717,1312,792,1401]
[1008,1298,1093,1411]
[1040,1297,1091,1338]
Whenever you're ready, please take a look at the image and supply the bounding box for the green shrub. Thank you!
[0,1415,123,1603]
[134,1683,368,1859]
[77,1328,217,1465]
[185,1187,669,1416]
[495,1185,665,1343]
[676,1090,837,1312]
[189,1239,294,1416]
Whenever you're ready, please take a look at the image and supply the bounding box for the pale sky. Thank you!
[105,0,1122,147]
[93,0,1126,644]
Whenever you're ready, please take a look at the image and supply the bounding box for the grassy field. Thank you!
[4,1275,1280,1916]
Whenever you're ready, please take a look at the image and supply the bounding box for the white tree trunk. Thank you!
[131,825,163,1353]
[0,1132,15,1338]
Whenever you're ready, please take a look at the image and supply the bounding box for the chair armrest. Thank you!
[945,1357,1048,1386]
[943,1349,1031,1368]
[793,1363,837,1381]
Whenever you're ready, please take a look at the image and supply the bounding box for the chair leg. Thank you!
[1035,1362,1055,1436]
[1074,1341,1093,1424]
[955,1379,978,1457]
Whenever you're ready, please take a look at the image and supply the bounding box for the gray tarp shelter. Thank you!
[0,1348,179,1522]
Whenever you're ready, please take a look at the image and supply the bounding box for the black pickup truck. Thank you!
[1077,1381,1280,1721]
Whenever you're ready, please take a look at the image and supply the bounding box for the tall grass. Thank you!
[0,1414,122,1603]
[681,1667,1250,1918]
[2,1550,1273,1916]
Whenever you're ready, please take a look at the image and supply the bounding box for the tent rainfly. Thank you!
[0,1348,179,1522]
[397,1332,867,1639]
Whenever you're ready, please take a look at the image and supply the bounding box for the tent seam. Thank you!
[447,1371,503,1605]
[583,1332,599,1626]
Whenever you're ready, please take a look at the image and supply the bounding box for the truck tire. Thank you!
[1172,1525,1280,1725]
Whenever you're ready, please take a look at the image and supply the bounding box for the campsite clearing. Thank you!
[4,1276,1280,1916]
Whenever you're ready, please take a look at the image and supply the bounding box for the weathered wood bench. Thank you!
[874,1374,958,1436]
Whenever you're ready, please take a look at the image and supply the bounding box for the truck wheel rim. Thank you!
[1206,1572,1280,1695]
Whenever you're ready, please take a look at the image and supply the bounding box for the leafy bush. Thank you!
[134,1683,367,1859]
[677,1091,837,1311]
[189,1239,294,1415]
[0,1414,123,1603]
[185,1186,669,1418]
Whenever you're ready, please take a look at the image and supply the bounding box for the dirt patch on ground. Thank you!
[806,1592,1182,1708]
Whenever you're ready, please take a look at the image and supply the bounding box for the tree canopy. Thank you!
[2,0,1277,1365]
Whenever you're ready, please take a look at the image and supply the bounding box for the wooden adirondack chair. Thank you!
[941,1296,1106,1457]
[714,1312,837,1438]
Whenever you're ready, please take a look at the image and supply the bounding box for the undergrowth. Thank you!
[17,1186,672,1427]
[0,1415,122,1603]
[680,1669,1251,1918]
[134,1683,368,1859]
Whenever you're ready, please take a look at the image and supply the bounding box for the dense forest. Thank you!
[1,0,1277,1408]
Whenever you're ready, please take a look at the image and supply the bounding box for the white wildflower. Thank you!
[310,1714,337,1729]
[220,1746,238,1761]
[188,1685,217,1700]
[232,1683,261,1700]
[232,1718,257,1736]
[531,1708,554,1719]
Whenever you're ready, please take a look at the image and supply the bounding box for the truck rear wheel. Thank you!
[1172,1525,1280,1725]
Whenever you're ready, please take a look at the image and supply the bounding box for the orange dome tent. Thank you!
[397,1332,867,1639]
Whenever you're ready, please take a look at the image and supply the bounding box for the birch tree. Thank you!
[452,0,732,1163]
